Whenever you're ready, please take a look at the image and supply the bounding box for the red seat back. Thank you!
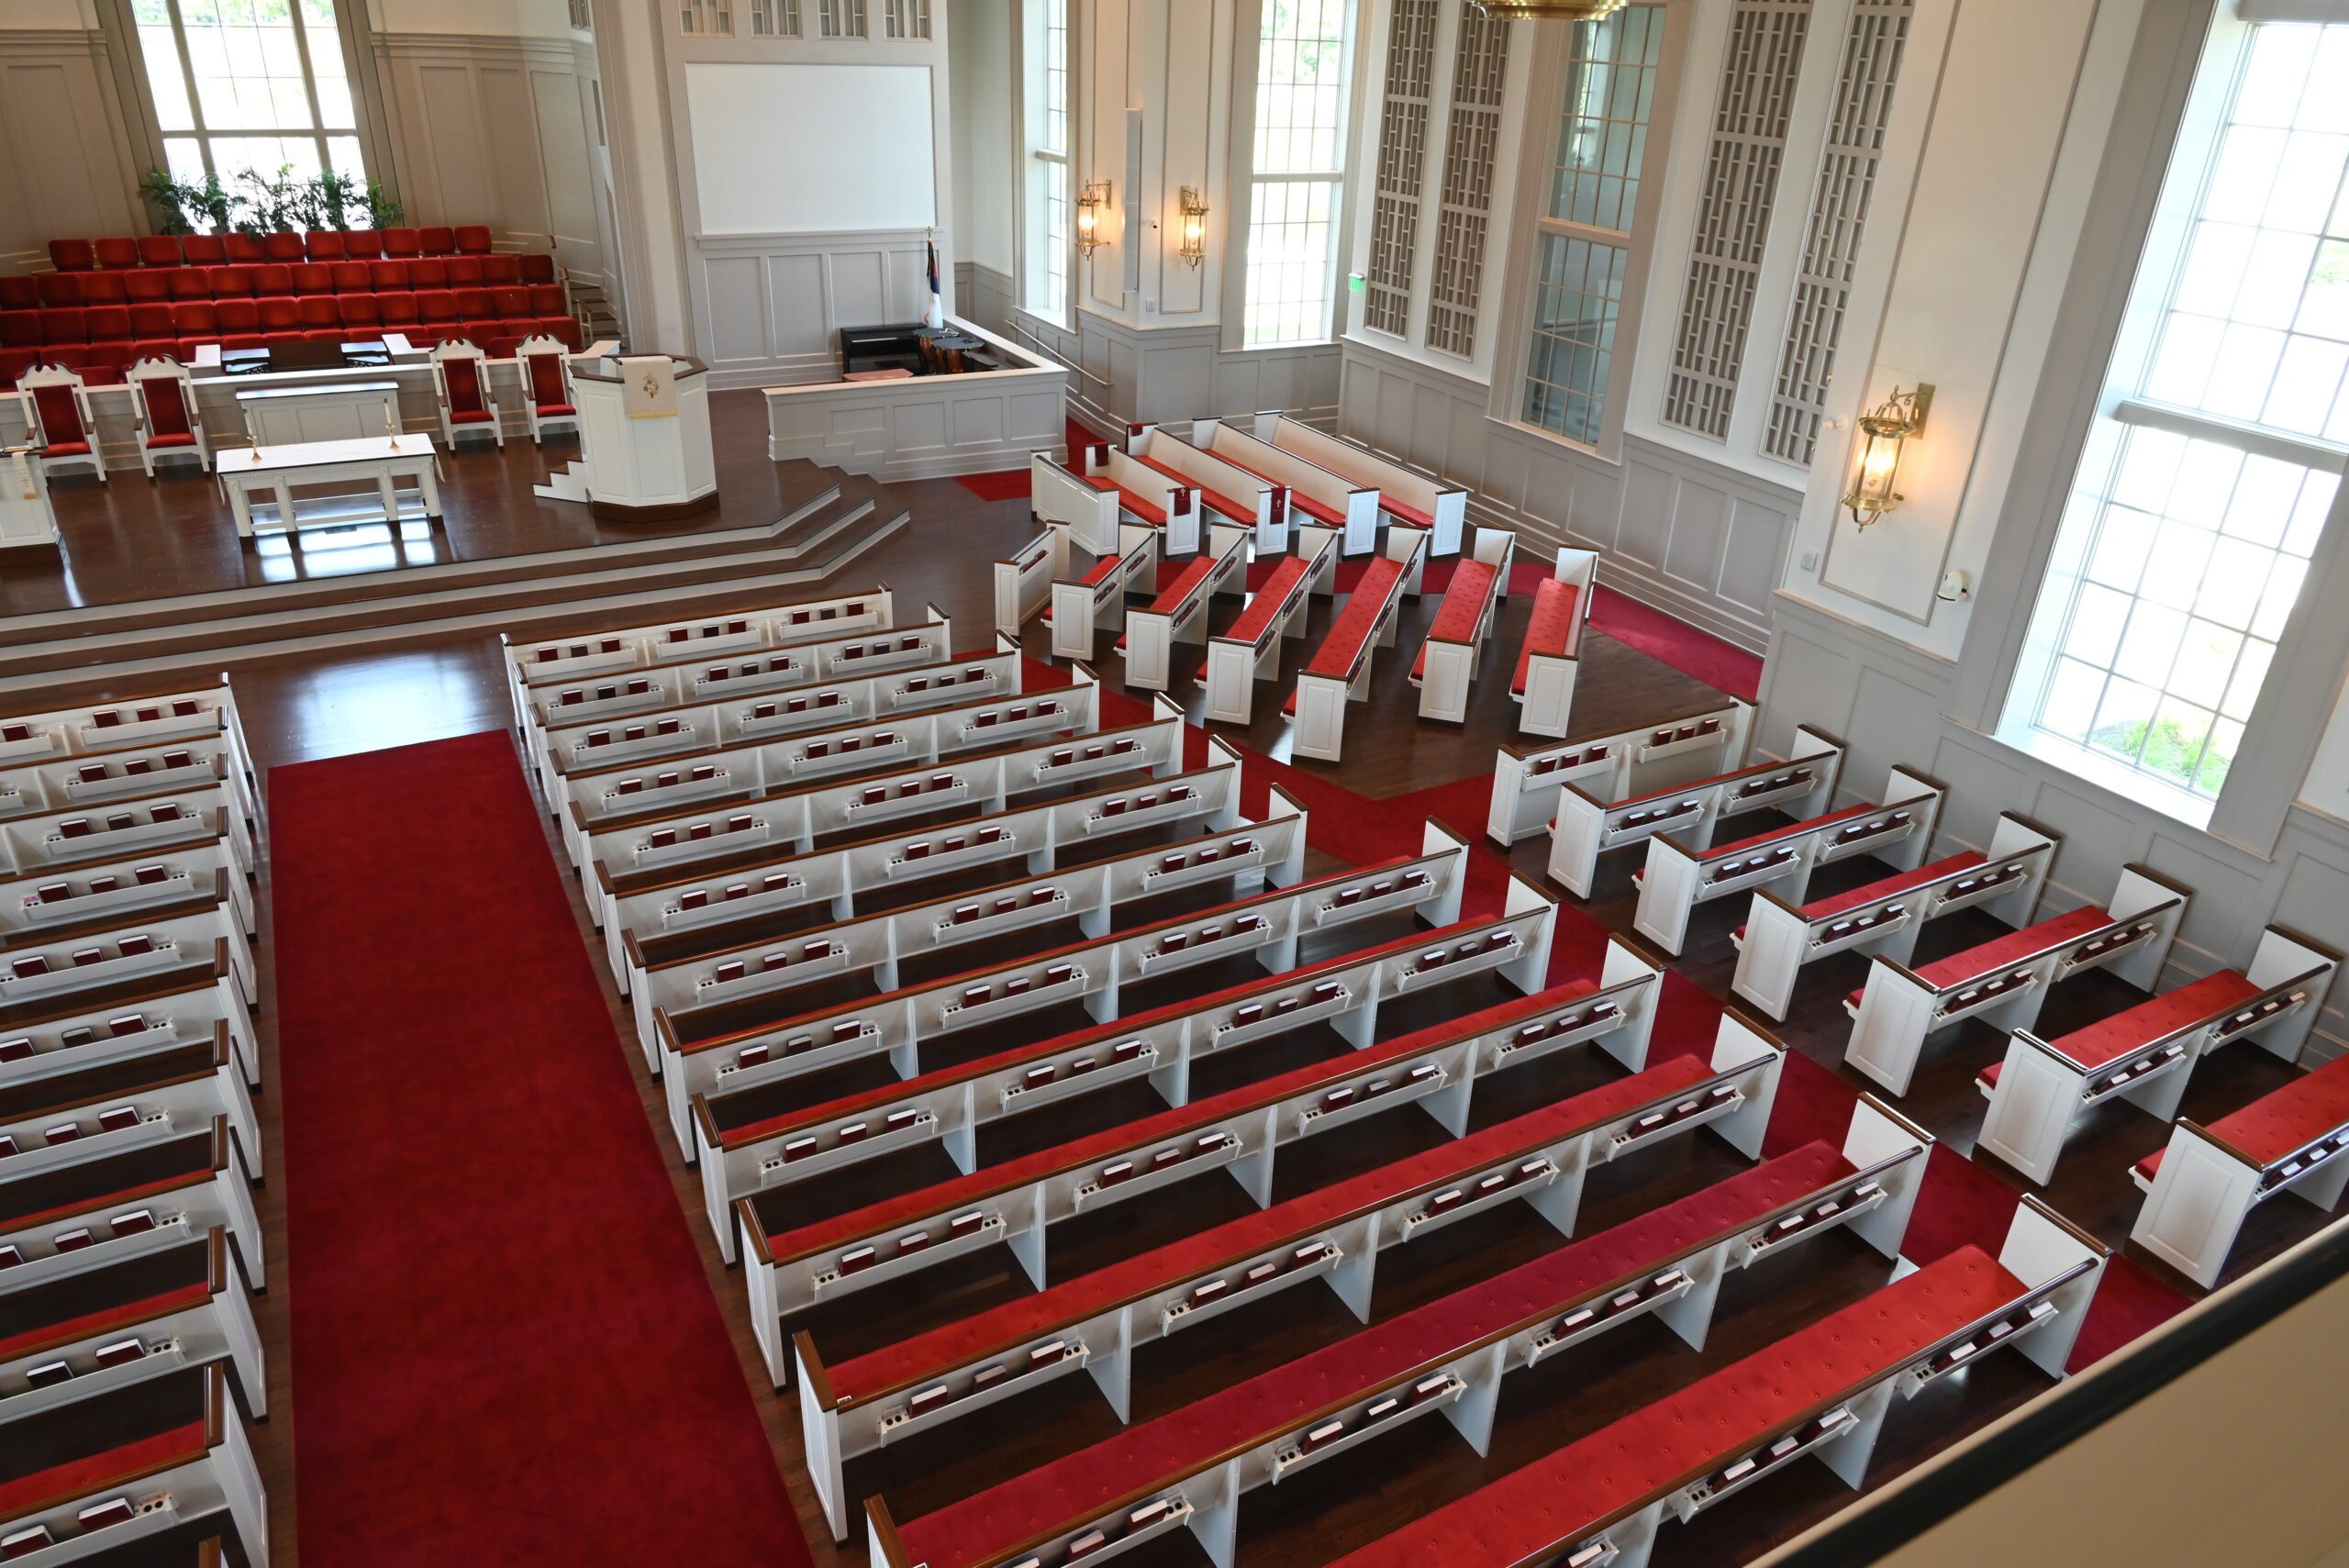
[36,273,82,306]
[408,257,449,290]
[257,297,301,331]
[138,236,182,267]
[527,284,565,315]
[344,229,384,260]
[224,232,269,264]
[306,230,346,261]
[376,291,419,327]
[49,239,95,272]
[493,287,533,319]
[84,306,130,343]
[292,261,332,295]
[124,270,170,304]
[210,266,254,298]
[329,261,371,294]
[40,306,87,344]
[442,354,487,415]
[31,382,86,445]
[338,295,381,328]
[381,227,422,258]
[0,277,35,310]
[370,259,409,291]
[418,226,456,254]
[77,272,128,306]
[297,296,340,328]
[253,263,295,297]
[453,287,494,320]
[140,372,194,440]
[483,254,523,286]
[444,256,485,287]
[264,231,306,262]
[518,253,557,285]
[182,234,226,266]
[129,302,176,338]
[0,313,37,349]
[416,290,459,325]
[526,350,568,411]
[172,301,218,336]
[168,267,213,301]
[94,238,141,270]
[453,225,494,254]
[216,298,260,331]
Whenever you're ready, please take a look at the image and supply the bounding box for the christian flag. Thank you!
[924,238,945,329]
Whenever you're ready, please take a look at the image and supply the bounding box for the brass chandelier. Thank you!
[1465,0,1629,18]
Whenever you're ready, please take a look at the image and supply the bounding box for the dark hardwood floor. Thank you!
[18,412,2333,1567]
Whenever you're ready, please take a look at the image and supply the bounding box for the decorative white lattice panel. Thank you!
[1363,0,1441,339]
[1425,5,1508,358]
[819,0,867,37]
[884,0,930,39]
[682,0,734,32]
[1765,0,1912,465]
[1660,0,1811,440]
[750,0,803,34]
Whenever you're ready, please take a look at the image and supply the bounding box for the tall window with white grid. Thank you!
[131,0,366,200]
[1242,0,1353,347]
[2000,12,2349,819]
[1519,5,1665,446]
[1023,0,1073,322]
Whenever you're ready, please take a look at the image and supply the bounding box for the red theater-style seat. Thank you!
[306,229,346,261]
[210,265,255,298]
[297,296,340,331]
[252,263,295,298]
[37,272,82,307]
[376,291,419,328]
[483,253,524,286]
[446,255,486,288]
[409,257,450,290]
[329,260,371,295]
[225,231,269,264]
[256,297,301,336]
[50,239,96,272]
[182,234,226,266]
[453,224,494,254]
[76,272,128,306]
[264,231,306,262]
[381,226,422,258]
[343,228,384,261]
[168,302,217,338]
[291,261,332,296]
[0,276,36,310]
[0,313,37,349]
[124,269,172,305]
[138,235,183,267]
[519,253,557,284]
[339,295,381,329]
[94,237,141,270]
[418,225,456,254]
[369,259,409,291]
[40,306,88,345]
[493,286,534,319]
[170,267,215,301]
[415,291,459,326]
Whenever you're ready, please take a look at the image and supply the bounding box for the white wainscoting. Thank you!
[693,228,936,391]
[372,31,607,286]
[1337,335,1798,653]
[995,294,1341,441]
[0,29,145,274]
[763,314,1069,481]
[1758,590,2349,1062]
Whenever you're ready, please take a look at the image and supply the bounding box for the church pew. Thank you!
[993,527,1059,635]
[499,586,891,729]
[517,605,951,749]
[0,1117,262,1295]
[0,737,256,834]
[1197,522,1343,726]
[707,892,1582,1294]
[1317,1203,2106,1568]
[596,737,1247,984]
[1126,422,1291,554]
[535,639,1025,804]
[1409,527,1517,723]
[4,975,256,1111]
[6,887,257,1023]
[1190,418,1381,555]
[1113,520,1251,693]
[0,829,252,945]
[573,687,1182,906]
[1512,547,1600,740]
[1976,926,2338,1184]
[1285,523,1431,762]
[0,681,252,792]
[0,1225,263,1430]
[1842,864,2192,1097]
[658,818,1476,1166]
[624,795,1310,1060]
[1252,410,1467,555]
[558,665,1121,873]
[1548,725,1842,897]
[0,1363,267,1568]
[860,1095,1930,1562]
[749,973,1757,1410]
[1,1039,257,1224]
[2132,1050,2349,1289]
[1731,812,2057,1021]
[0,780,252,882]
[1486,697,1753,846]
[1030,453,1123,558]
[1047,522,1157,662]
[1631,765,1944,955]
[1075,441,1204,568]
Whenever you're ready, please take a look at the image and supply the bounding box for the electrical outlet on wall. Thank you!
[1799,550,1819,572]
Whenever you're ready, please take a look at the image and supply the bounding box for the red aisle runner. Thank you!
[270,732,807,1568]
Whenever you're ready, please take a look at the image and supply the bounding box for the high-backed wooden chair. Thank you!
[127,356,210,476]
[429,339,503,450]
[514,335,580,445]
[14,363,105,483]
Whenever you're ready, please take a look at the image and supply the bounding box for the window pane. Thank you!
[1520,234,1623,445]
[1243,0,1350,345]
[139,0,364,194]
[1549,6,1665,237]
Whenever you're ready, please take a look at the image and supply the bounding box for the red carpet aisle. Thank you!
[269,732,807,1568]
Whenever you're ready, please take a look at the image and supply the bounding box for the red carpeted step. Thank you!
[1511,579,1582,695]
[1408,558,1497,680]
[269,731,806,1568]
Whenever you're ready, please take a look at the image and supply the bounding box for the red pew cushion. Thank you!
[1800,851,1987,921]
[1281,555,1408,713]
[0,1420,209,1524]
[2037,969,2265,1074]
[1327,1249,2026,1568]
[1220,555,1311,647]
[1126,450,1256,524]
[1915,904,2118,992]
[1701,803,1877,862]
[1511,579,1584,695]
[1410,558,1498,679]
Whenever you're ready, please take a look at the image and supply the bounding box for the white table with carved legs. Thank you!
[216,435,443,538]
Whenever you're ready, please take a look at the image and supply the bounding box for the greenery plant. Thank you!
[138,164,401,237]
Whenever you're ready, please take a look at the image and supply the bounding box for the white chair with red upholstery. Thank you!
[515,334,580,445]
[12,363,106,483]
[429,339,504,450]
[127,356,211,477]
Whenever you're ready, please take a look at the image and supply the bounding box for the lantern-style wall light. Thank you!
[1177,186,1208,269]
[1842,384,1932,530]
[1075,181,1111,258]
